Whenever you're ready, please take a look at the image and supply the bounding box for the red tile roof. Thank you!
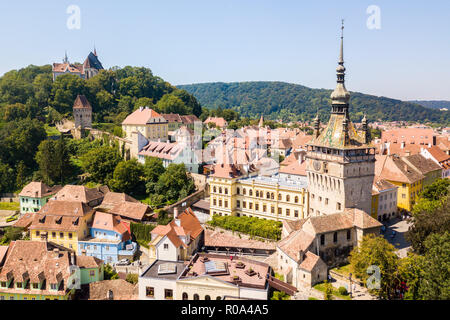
[122,107,164,125]
[19,182,62,198]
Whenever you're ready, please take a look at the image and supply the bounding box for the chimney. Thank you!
[174,207,179,219]
[298,250,304,263]
[139,106,143,111]
[401,141,405,149]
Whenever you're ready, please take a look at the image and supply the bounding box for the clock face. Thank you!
[313,160,322,171]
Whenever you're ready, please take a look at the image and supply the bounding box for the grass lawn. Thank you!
[274,273,284,281]
[0,202,20,211]
[308,297,318,300]
[332,264,352,277]
[313,282,352,300]
[44,124,61,137]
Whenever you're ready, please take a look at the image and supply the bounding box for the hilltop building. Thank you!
[73,95,92,129]
[52,50,104,81]
[305,23,375,216]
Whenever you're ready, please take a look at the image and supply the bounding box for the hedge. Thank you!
[130,222,155,244]
[207,215,282,240]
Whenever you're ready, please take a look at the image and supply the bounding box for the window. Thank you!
[333,232,338,243]
[90,270,95,276]
[320,234,325,245]
[236,200,240,208]
[224,200,228,208]
[35,231,40,237]
[325,198,329,205]
[164,289,173,300]
[348,230,353,240]
[225,188,228,195]
[267,192,270,199]
[256,190,259,197]
[295,196,299,203]
[237,188,240,195]
[337,202,342,210]
[243,201,246,208]
[219,187,222,194]
[194,294,199,300]
[278,194,282,200]
[243,188,246,195]
[219,200,222,207]
[249,190,252,196]
[164,244,169,250]
[286,209,290,216]
[50,283,58,290]
[59,232,64,239]
[294,210,299,218]
[278,208,282,215]
[249,202,253,209]
[205,295,211,300]
[146,287,154,298]
[182,292,188,300]
[271,206,275,214]
[255,203,259,211]
[52,232,56,238]
[68,233,73,239]
[213,186,217,193]
[263,205,267,212]
[213,199,217,206]
[286,195,290,202]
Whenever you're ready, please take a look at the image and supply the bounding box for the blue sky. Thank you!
[0,0,449,100]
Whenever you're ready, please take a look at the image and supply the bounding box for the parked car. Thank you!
[116,258,130,266]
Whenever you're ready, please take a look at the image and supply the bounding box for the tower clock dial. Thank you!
[313,160,322,171]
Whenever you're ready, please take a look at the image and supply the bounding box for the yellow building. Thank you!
[122,106,168,141]
[370,191,379,220]
[208,164,309,221]
[376,155,425,212]
[29,200,95,253]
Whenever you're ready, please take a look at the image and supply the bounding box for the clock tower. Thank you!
[305,22,375,217]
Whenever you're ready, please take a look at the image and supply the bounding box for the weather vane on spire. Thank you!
[341,19,344,37]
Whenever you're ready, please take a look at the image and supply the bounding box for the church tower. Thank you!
[305,22,375,216]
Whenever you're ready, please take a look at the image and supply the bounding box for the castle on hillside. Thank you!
[52,49,104,81]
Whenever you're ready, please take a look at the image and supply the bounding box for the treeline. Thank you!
[0,64,202,127]
[0,64,203,193]
[349,179,450,300]
[178,81,450,125]
[207,215,282,240]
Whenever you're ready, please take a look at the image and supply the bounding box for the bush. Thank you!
[130,222,155,244]
[126,273,138,285]
[338,286,348,296]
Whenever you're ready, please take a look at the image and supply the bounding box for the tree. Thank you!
[420,178,450,201]
[155,93,188,114]
[398,253,425,300]
[35,140,56,185]
[418,232,450,300]
[80,146,121,184]
[0,161,15,193]
[143,157,165,193]
[407,194,450,254]
[104,264,119,280]
[15,160,28,189]
[348,234,399,299]
[125,273,138,285]
[154,163,195,203]
[109,159,144,195]
[50,74,87,114]
[323,281,333,300]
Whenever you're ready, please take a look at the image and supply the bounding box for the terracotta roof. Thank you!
[109,201,149,221]
[436,136,450,151]
[76,255,103,269]
[403,153,442,175]
[161,113,182,123]
[122,107,164,125]
[344,208,382,230]
[170,207,203,241]
[73,95,92,109]
[0,245,8,265]
[204,117,227,128]
[91,211,131,242]
[298,251,323,271]
[292,134,312,150]
[376,155,425,184]
[138,141,184,161]
[54,185,105,204]
[13,212,35,229]
[278,229,315,262]
[85,279,138,300]
[424,145,450,163]
[210,163,242,178]
[180,114,200,124]
[100,192,139,209]
[52,63,84,74]
[38,200,94,217]
[282,219,307,235]
[373,178,397,193]
[279,159,307,176]
[0,241,71,293]
[19,182,62,198]
[382,128,435,145]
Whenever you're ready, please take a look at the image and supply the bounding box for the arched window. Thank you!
[205,295,211,300]
[194,294,199,300]
[256,190,259,197]
[237,187,240,195]
[182,292,188,300]
[295,196,299,203]
[216,296,222,300]
[219,187,222,194]
[213,186,217,193]
[266,192,270,199]
[271,193,274,199]
[249,189,253,196]
[225,188,228,195]
[278,194,282,200]
[243,188,246,195]
[286,195,290,202]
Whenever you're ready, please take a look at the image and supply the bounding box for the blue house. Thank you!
[78,211,137,264]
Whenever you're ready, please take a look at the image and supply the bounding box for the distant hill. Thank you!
[178,81,450,125]
[409,100,450,110]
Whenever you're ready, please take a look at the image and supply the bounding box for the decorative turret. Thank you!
[362,114,370,143]
[330,20,350,115]
[258,114,264,128]
[313,112,320,138]
[63,51,69,64]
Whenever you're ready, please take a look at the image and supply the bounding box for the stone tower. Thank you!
[73,95,92,129]
[305,22,375,217]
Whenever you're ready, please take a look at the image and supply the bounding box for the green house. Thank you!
[18,182,62,215]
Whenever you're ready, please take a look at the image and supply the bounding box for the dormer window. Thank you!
[50,283,58,290]
[16,282,22,289]
[32,283,39,289]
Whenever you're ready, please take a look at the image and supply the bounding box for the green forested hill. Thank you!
[178,81,450,125]
[410,100,450,110]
